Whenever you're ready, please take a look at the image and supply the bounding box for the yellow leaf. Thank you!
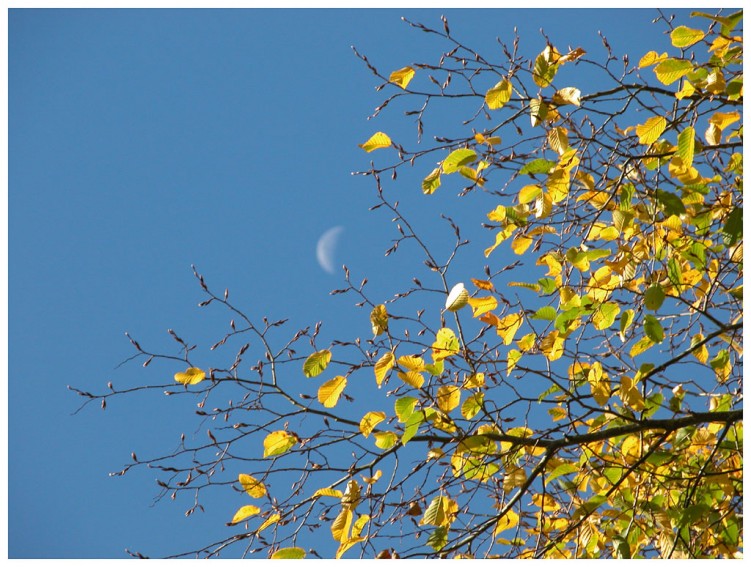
[485,78,513,110]
[436,385,461,413]
[422,167,442,194]
[370,304,388,336]
[638,51,668,68]
[373,431,397,450]
[675,80,695,100]
[460,392,484,420]
[708,111,741,131]
[496,312,523,345]
[487,205,506,222]
[389,66,415,89]
[352,514,370,538]
[397,354,425,371]
[493,509,520,536]
[463,372,485,389]
[318,376,347,408]
[467,295,498,318]
[331,508,353,542]
[619,376,645,411]
[257,513,280,533]
[431,327,460,362]
[263,431,297,458]
[359,411,386,438]
[629,336,654,358]
[358,131,392,153]
[507,349,522,376]
[313,487,344,498]
[239,474,267,498]
[270,547,306,559]
[531,493,560,510]
[588,362,611,406]
[635,116,667,145]
[484,224,517,257]
[397,370,425,389]
[540,331,565,361]
[361,470,382,484]
[552,87,581,106]
[692,334,709,364]
[548,127,569,155]
[230,504,260,524]
[670,26,705,48]
[335,537,364,560]
[511,234,533,255]
[373,351,395,387]
[174,367,206,385]
[341,479,361,509]
[420,495,458,527]
[303,349,331,378]
[518,184,543,204]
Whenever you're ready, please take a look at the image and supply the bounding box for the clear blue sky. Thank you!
[9,7,698,558]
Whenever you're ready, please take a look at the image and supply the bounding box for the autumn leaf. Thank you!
[174,367,206,385]
[263,431,297,458]
[318,376,347,408]
[373,351,395,387]
[389,66,415,89]
[485,78,513,109]
[370,304,388,336]
[230,504,260,525]
[303,349,331,378]
[239,474,266,498]
[359,411,386,438]
[358,132,392,152]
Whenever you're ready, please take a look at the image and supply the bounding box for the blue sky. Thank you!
[8,7,711,558]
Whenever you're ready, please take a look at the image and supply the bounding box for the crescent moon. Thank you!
[316,226,344,275]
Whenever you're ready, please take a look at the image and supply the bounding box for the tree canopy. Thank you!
[72,9,743,559]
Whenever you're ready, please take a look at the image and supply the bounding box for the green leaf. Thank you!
[424,360,444,376]
[644,285,665,311]
[538,278,558,295]
[401,410,425,445]
[422,167,442,195]
[677,127,695,167]
[619,309,635,339]
[722,207,743,247]
[460,392,484,420]
[644,315,665,344]
[442,149,477,174]
[271,547,306,559]
[654,58,693,85]
[395,396,418,422]
[426,526,448,551]
[420,495,457,527]
[373,431,397,450]
[546,463,579,484]
[303,349,331,378]
[532,306,557,321]
[592,302,620,330]
[519,159,556,176]
[667,257,683,290]
[655,189,686,216]
[533,47,559,87]
[670,26,705,48]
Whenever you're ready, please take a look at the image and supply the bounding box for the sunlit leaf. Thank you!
[670,26,705,48]
[533,45,560,87]
[540,331,565,361]
[358,131,392,152]
[370,304,388,336]
[691,333,709,364]
[592,302,620,330]
[420,495,458,527]
[445,282,470,311]
[270,547,306,559]
[485,78,513,110]
[174,367,206,385]
[373,431,398,450]
[389,66,415,89]
[263,431,297,458]
[493,509,520,536]
[635,116,667,145]
[638,51,668,68]
[461,392,484,420]
[436,385,461,413]
[318,376,347,408]
[257,513,280,533]
[359,411,386,438]
[518,184,543,205]
[427,526,448,551]
[239,474,266,498]
[677,126,695,168]
[374,351,395,388]
[432,327,460,361]
[507,349,522,376]
[552,87,581,106]
[529,97,548,127]
[397,370,425,389]
[442,148,477,174]
[303,349,331,378]
[313,487,344,498]
[230,505,260,525]
[331,508,353,543]
[654,58,693,85]
[496,312,523,345]
[422,167,442,194]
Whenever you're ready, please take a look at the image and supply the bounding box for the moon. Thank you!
[316,226,344,275]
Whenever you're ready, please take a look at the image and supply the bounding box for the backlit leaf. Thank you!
[331,508,353,543]
[303,349,331,378]
[395,396,418,422]
[548,126,569,155]
[485,78,513,110]
[670,26,705,48]
[540,331,565,361]
[461,392,484,420]
[442,148,477,174]
[630,336,654,358]
[445,282,470,311]
[359,411,386,438]
[389,66,415,89]
[592,302,620,330]
[518,184,543,204]
[313,488,344,498]
[263,431,297,458]
[397,354,425,372]
[493,510,520,536]
[619,309,635,340]
[677,126,695,168]
[420,495,458,527]
[432,328,460,361]
[373,351,395,387]
[370,304,388,336]
[533,45,560,87]
[397,370,425,389]
[422,167,442,194]
[257,513,280,533]
[654,58,693,85]
[436,385,461,413]
[174,367,206,385]
[529,97,548,127]
[507,349,522,376]
[497,312,524,345]
[635,116,667,145]
[230,504,260,525]
[691,333,709,364]
[644,285,665,311]
[644,315,665,344]
[373,431,397,450]
[318,376,347,408]
[552,87,581,106]
[358,132,392,152]
[270,547,305,559]
[638,51,668,67]
[239,474,267,498]
[466,295,497,318]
